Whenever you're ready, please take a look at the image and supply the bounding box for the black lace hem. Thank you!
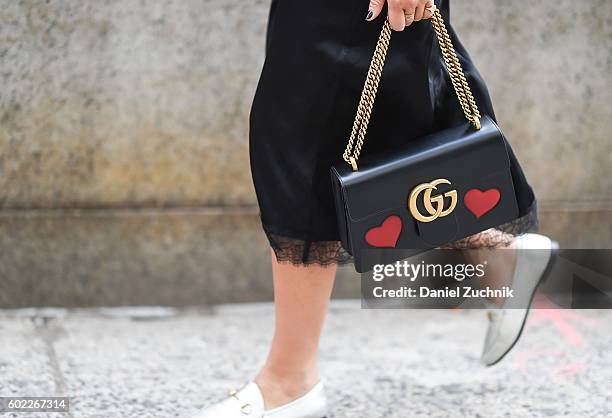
[262,202,539,266]
[265,230,354,267]
[443,202,539,250]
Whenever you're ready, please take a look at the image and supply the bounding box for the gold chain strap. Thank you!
[343,8,481,171]
[431,9,481,129]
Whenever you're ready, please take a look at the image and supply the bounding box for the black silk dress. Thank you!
[249,0,538,265]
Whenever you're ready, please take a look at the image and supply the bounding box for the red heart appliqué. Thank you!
[464,188,501,218]
[365,215,402,248]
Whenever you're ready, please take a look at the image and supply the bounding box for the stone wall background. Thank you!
[1,0,611,307]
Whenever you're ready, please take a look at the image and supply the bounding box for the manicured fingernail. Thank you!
[365,10,374,21]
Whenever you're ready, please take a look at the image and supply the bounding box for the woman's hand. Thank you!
[366,0,436,31]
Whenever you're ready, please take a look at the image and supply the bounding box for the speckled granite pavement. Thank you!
[1,302,611,418]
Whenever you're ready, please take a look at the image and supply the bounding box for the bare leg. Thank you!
[458,228,517,306]
[254,250,336,410]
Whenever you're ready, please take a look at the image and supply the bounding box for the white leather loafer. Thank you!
[481,233,559,366]
[188,381,328,418]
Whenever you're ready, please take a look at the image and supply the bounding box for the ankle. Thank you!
[254,367,319,410]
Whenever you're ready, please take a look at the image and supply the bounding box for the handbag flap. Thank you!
[332,116,512,222]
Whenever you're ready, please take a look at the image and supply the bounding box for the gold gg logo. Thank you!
[408,179,458,223]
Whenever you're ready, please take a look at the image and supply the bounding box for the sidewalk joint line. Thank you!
[34,317,76,418]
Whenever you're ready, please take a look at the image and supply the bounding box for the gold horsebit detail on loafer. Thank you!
[487,311,500,321]
[229,390,253,415]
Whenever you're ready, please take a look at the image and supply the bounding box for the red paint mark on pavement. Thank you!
[508,296,600,376]
[528,309,584,346]
[556,363,584,377]
[526,295,600,347]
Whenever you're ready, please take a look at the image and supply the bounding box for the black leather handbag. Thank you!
[331,10,519,272]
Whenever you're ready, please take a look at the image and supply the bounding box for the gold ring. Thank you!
[405,12,415,25]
